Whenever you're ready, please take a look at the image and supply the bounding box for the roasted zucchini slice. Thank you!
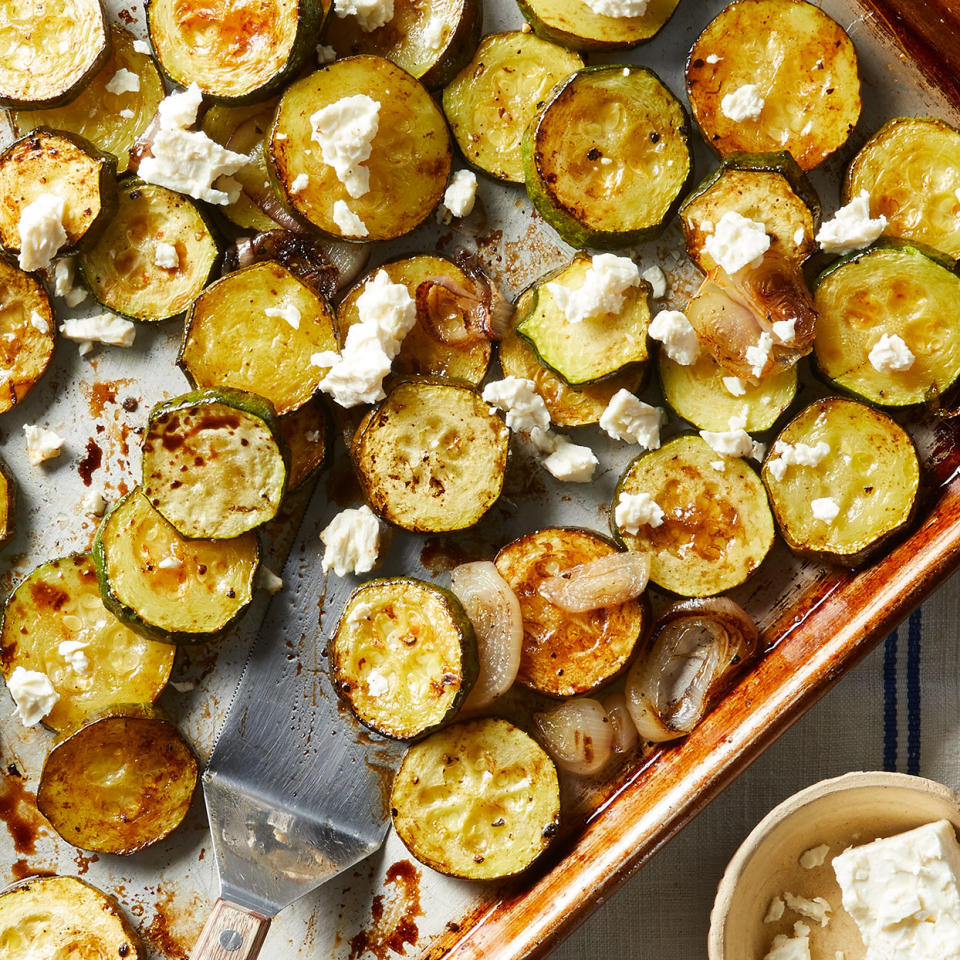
[844,117,960,261]
[762,398,919,565]
[269,56,451,241]
[522,65,691,248]
[279,398,327,491]
[658,350,797,433]
[0,554,176,733]
[391,717,560,880]
[78,178,219,322]
[37,705,199,855]
[516,255,650,386]
[338,256,491,386]
[814,242,960,407]
[353,379,509,533]
[442,32,583,183]
[324,0,481,89]
[12,26,165,174]
[0,876,143,959]
[0,257,55,413]
[0,0,109,108]
[686,0,861,171]
[0,459,12,541]
[679,152,820,271]
[613,435,775,597]
[142,389,287,539]
[147,0,325,102]
[93,488,260,643]
[516,0,680,50]
[330,578,477,740]
[0,130,117,259]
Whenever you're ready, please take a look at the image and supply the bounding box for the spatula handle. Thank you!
[190,898,272,960]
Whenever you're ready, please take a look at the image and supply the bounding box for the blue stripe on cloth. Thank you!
[907,608,922,776]
[883,628,898,772]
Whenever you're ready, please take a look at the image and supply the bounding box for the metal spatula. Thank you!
[189,482,405,960]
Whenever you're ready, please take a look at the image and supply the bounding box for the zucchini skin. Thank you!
[0,455,13,544]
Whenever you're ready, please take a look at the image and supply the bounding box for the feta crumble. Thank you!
[482,377,552,446]
[333,0,394,31]
[542,437,597,483]
[310,94,380,198]
[815,190,887,253]
[721,83,765,122]
[6,667,59,726]
[615,491,665,534]
[583,0,649,16]
[257,565,284,594]
[649,309,699,365]
[793,226,806,245]
[133,38,152,55]
[641,264,667,299]
[154,241,179,270]
[705,53,721,64]
[53,258,88,307]
[772,318,796,343]
[799,844,830,869]
[766,440,830,482]
[332,200,369,237]
[763,922,811,960]
[317,43,337,64]
[546,254,640,325]
[60,313,136,350]
[422,16,445,50]
[83,488,107,515]
[722,376,747,397]
[764,896,786,923]
[700,415,764,460]
[289,173,310,195]
[105,68,140,95]
[119,108,135,119]
[782,892,831,928]
[320,504,381,576]
[265,303,302,330]
[18,194,67,272]
[23,424,64,465]
[704,211,770,274]
[811,497,840,523]
[442,169,478,218]
[58,640,90,675]
[29,310,49,334]
[868,333,914,373]
[599,389,662,449]
[746,331,774,378]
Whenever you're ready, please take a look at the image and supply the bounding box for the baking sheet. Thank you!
[2,0,959,958]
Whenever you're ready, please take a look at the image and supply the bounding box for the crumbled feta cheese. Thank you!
[721,83,765,122]
[257,565,284,594]
[53,258,88,307]
[799,844,830,869]
[105,68,140,95]
[641,264,667,299]
[23,424,64,465]
[320,504,381,576]
[704,211,770,274]
[289,173,310,195]
[265,303,301,330]
[60,313,136,349]
[615,492,665,534]
[649,309,700,365]
[333,0,394,31]
[582,0,649,16]
[763,922,811,960]
[306,430,322,443]
[705,53,721,64]
[766,440,830,482]
[154,241,179,270]
[811,497,840,523]
[765,896,786,923]
[83,489,107,515]
[772,318,796,344]
[58,640,90,675]
[422,16,445,50]
[317,43,337,64]
[366,670,389,696]
[119,108,135,119]
[722,376,747,397]
[332,200,368,237]
[347,601,373,625]
[482,377,552,440]
[28,310,49,334]
[138,84,248,205]
[700,219,714,233]
[18,194,67,272]
[542,437,597,483]
[133,38,152,55]
[816,190,887,253]
[157,555,183,571]
[711,460,725,472]
[546,254,640,325]
[868,333,914,373]
[310,94,380,198]
[782,892,831,928]
[746,331,774,378]
[700,415,764,460]
[170,680,196,693]
[599,389,662,449]
[442,169,478,218]
[6,667,59,726]
[793,226,806,245]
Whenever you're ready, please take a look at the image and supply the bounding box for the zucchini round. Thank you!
[338,256,491,386]
[442,32,583,183]
[0,875,143,960]
[147,0,325,102]
[679,152,820,272]
[0,256,56,414]
[269,56,451,241]
[844,116,960,261]
[93,488,260,644]
[494,527,648,697]
[12,26,165,174]
[0,0,109,108]
[613,435,775,597]
[78,178,219,322]
[353,379,509,533]
[37,704,199,855]
[279,398,328,491]
[0,554,175,733]
[686,0,861,171]
[522,65,691,248]
[0,459,12,541]
[0,130,117,259]
[813,242,960,407]
[761,397,919,565]
[516,0,680,50]
[391,717,560,880]
[142,389,287,539]
[179,260,339,415]
[330,578,478,740]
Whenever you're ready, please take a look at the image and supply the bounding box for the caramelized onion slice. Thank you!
[625,598,758,743]
[416,277,488,346]
[224,230,339,300]
[450,561,522,711]
[538,552,650,613]
[533,698,613,776]
[602,692,639,755]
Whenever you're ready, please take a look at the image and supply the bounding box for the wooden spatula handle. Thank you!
[190,898,271,960]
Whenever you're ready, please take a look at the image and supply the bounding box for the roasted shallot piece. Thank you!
[223,230,340,300]
[602,692,639,755]
[625,598,759,743]
[537,552,651,613]
[533,698,614,776]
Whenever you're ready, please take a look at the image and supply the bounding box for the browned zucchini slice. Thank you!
[0,257,55,413]
[0,130,117,260]
[12,26,165,174]
[0,554,176,733]
[391,717,560,880]
[179,261,339,415]
[338,256,491,386]
[686,0,861,171]
[0,876,143,959]
[442,32,583,183]
[761,398,919,565]
[354,379,509,533]
[279,398,327,490]
[269,56,451,241]
[494,527,648,697]
[613,435,775,597]
[37,705,199,855]
[0,459,12,540]
[516,0,680,50]
[844,116,960,262]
